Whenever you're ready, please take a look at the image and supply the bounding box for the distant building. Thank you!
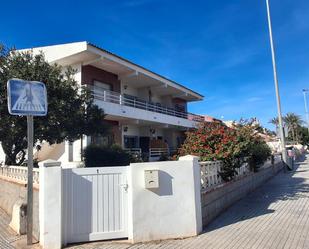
[223,120,236,128]
[201,115,223,123]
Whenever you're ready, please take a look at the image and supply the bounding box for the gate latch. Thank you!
[120,183,128,192]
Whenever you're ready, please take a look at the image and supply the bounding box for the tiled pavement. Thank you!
[1,156,309,249]
[0,208,23,249]
[0,207,40,249]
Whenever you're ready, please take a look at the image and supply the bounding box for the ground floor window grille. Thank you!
[124,135,139,148]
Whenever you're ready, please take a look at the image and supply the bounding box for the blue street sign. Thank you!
[7,79,48,116]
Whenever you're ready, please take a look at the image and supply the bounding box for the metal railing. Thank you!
[124,148,142,157]
[149,148,169,158]
[0,165,39,184]
[89,86,204,122]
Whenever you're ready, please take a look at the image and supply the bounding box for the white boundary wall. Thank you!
[39,155,202,249]
[39,160,62,249]
[201,161,283,226]
[128,155,202,243]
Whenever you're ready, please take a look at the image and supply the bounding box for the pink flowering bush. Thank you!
[177,121,271,181]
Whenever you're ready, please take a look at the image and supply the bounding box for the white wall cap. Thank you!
[178,155,200,161]
[39,159,61,168]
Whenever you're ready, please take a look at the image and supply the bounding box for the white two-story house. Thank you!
[4,41,204,163]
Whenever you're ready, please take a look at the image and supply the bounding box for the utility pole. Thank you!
[302,89,309,134]
[265,0,288,167]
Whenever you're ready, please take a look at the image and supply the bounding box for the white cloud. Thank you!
[247,97,262,102]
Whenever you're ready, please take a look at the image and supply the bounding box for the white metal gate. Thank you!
[62,166,129,244]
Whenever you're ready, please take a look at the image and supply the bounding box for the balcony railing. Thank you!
[149,147,169,158]
[89,86,204,122]
[124,148,142,157]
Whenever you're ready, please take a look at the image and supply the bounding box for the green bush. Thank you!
[158,153,170,161]
[84,144,131,167]
[129,152,144,163]
[248,142,272,172]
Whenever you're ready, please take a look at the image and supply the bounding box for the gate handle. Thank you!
[120,183,128,192]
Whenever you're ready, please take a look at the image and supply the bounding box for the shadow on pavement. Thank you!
[203,154,309,233]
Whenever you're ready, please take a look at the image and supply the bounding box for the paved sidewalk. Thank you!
[0,208,22,249]
[0,208,41,249]
[66,157,309,249]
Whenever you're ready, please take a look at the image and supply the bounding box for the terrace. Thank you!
[90,86,204,128]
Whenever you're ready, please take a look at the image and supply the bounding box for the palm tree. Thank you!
[269,117,279,128]
[283,113,303,143]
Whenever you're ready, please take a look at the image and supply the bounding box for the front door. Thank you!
[139,137,150,153]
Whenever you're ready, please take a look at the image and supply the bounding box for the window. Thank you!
[177,136,185,148]
[91,135,114,147]
[175,104,185,113]
[124,136,139,149]
[93,80,112,93]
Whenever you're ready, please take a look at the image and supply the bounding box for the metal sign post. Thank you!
[7,79,47,245]
[26,115,34,244]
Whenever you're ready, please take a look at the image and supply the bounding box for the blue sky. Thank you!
[1,0,309,129]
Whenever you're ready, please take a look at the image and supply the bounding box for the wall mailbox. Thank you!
[144,170,159,189]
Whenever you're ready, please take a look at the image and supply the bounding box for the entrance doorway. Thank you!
[139,137,150,153]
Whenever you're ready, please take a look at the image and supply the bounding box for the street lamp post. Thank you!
[302,89,309,134]
[265,0,288,166]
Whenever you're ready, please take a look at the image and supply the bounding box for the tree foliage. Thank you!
[176,120,271,181]
[269,117,279,127]
[269,113,303,143]
[84,144,131,167]
[283,113,303,143]
[298,126,309,146]
[0,44,109,165]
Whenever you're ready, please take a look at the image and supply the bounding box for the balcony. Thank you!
[89,86,204,128]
